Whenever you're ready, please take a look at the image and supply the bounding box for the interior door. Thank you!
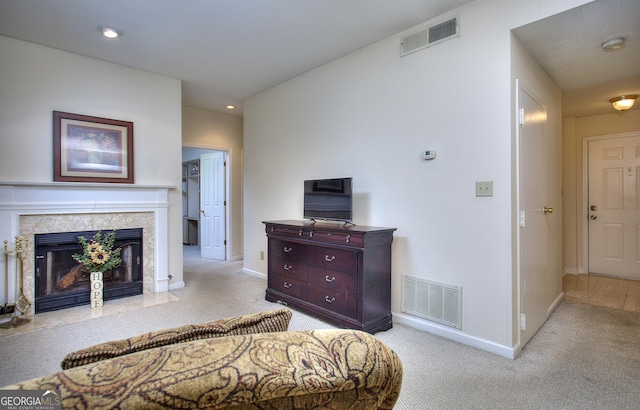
[588,135,640,279]
[518,87,550,347]
[200,151,226,260]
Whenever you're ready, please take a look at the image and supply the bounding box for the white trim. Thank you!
[547,292,564,317]
[515,80,553,351]
[393,312,516,359]
[0,181,174,189]
[580,131,640,275]
[242,267,267,280]
[182,145,233,261]
[0,184,172,308]
[169,281,185,290]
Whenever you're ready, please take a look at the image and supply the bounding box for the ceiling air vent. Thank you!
[400,16,459,56]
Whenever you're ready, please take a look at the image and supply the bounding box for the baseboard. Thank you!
[169,281,185,290]
[242,267,267,280]
[392,312,516,359]
[548,292,564,317]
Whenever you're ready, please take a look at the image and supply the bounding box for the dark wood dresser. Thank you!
[263,220,396,333]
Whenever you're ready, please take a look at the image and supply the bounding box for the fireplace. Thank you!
[1,183,173,316]
[34,228,143,313]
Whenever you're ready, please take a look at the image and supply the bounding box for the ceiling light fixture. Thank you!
[609,95,637,111]
[225,105,236,110]
[98,25,123,39]
[601,37,624,51]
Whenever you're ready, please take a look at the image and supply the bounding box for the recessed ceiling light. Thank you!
[225,105,237,110]
[98,25,123,39]
[601,37,624,51]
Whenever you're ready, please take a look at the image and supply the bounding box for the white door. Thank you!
[588,135,640,279]
[518,87,550,347]
[200,151,226,260]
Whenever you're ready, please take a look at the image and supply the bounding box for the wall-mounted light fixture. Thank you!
[98,25,123,39]
[609,95,637,111]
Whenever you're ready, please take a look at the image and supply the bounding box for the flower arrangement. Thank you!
[72,231,122,273]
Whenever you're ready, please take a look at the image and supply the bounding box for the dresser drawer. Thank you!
[308,266,357,295]
[269,225,309,240]
[307,247,358,273]
[270,239,307,261]
[308,230,364,247]
[308,284,357,318]
[270,256,308,281]
[269,272,307,301]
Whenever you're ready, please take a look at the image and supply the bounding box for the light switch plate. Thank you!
[476,181,493,197]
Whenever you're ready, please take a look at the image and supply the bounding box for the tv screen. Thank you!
[303,177,352,222]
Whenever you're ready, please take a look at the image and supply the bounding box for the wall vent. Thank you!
[401,275,462,329]
[400,16,459,56]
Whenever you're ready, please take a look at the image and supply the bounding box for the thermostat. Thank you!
[422,148,436,160]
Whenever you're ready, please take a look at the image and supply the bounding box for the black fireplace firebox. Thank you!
[34,228,143,313]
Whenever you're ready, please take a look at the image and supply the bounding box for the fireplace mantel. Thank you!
[0,182,174,312]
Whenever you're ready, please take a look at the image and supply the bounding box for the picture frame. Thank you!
[53,111,134,183]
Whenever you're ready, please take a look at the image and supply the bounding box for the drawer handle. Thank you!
[325,255,335,262]
[284,264,292,271]
[346,235,350,243]
[325,296,335,303]
[325,276,336,283]
[283,246,292,253]
[283,282,292,289]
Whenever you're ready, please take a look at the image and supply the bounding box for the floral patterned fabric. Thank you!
[61,308,293,370]
[4,329,402,409]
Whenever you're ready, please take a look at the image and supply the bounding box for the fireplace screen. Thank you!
[34,228,143,313]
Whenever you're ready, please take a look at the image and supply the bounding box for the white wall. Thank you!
[243,0,591,355]
[182,107,244,260]
[0,36,184,287]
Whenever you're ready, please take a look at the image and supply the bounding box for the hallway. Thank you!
[563,274,640,312]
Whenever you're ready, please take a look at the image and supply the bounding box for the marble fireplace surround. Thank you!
[0,182,172,315]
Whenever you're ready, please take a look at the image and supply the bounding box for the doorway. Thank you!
[585,133,640,280]
[517,84,553,347]
[182,146,229,261]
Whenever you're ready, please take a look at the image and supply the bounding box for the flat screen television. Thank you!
[303,177,353,222]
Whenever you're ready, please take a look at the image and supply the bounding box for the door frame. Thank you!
[515,80,550,352]
[580,131,640,274]
[182,144,232,261]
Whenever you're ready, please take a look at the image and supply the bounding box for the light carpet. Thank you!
[0,246,638,409]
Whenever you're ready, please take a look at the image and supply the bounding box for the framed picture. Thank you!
[53,111,134,183]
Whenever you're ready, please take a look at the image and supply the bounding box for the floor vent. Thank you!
[401,275,462,329]
[400,16,459,56]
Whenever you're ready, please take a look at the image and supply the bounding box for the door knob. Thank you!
[543,207,553,214]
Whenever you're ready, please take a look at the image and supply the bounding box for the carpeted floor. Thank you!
[1,246,639,409]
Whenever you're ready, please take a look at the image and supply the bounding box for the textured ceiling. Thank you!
[513,0,640,117]
[0,0,637,117]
